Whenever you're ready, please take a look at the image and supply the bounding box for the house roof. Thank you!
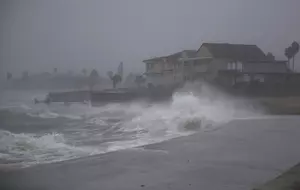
[200,43,267,61]
[143,50,197,63]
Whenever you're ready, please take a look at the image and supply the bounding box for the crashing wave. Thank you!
[0,87,261,167]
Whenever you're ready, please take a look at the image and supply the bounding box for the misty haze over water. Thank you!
[1,0,300,79]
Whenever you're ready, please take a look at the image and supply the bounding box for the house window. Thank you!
[227,62,242,71]
[237,62,243,71]
[232,62,236,70]
[227,62,232,70]
[227,62,235,70]
[147,63,154,70]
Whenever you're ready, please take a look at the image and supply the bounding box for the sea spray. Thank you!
[0,85,262,167]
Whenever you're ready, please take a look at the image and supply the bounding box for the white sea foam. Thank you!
[28,111,82,120]
[0,130,100,167]
[0,83,262,167]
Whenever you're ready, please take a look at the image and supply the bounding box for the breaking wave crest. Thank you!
[0,130,100,167]
[0,87,261,167]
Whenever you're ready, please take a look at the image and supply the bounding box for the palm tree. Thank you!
[89,69,99,91]
[285,46,293,70]
[90,69,99,78]
[112,74,122,88]
[107,71,123,88]
[285,41,300,71]
[291,41,300,70]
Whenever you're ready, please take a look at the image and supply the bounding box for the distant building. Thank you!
[143,50,197,86]
[143,43,289,87]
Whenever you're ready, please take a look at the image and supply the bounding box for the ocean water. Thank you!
[0,86,261,168]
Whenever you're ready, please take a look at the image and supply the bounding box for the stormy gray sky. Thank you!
[1,0,300,78]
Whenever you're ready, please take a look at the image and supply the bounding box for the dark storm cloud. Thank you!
[1,0,300,78]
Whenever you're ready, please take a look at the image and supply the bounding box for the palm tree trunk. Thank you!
[293,56,295,71]
[89,85,93,92]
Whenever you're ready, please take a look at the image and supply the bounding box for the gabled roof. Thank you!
[199,43,267,61]
[143,56,164,62]
[143,50,197,63]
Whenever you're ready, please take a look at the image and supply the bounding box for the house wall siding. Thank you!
[146,72,175,86]
[243,62,287,73]
[145,59,182,86]
[154,62,164,73]
[194,63,209,72]
[145,61,165,73]
[206,59,227,80]
[206,60,288,74]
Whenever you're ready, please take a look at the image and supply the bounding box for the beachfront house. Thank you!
[143,43,289,87]
[143,50,196,86]
[180,43,289,86]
